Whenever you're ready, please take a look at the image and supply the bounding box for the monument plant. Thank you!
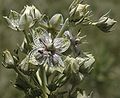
[2,0,116,98]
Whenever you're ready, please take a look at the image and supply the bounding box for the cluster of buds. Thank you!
[4,5,42,31]
[2,0,116,98]
[69,0,116,33]
[69,0,91,25]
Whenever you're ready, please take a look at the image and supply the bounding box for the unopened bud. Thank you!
[92,16,117,32]
[49,14,63,30]
[2,50,15,69]
[69,4,90,22]
[19,5,42,30]
[30,5,42,19]
[19,13,34,30]
[3,10,20,30]
[64,56,85,74]
[19,56,38,75]
[22,5,42,19]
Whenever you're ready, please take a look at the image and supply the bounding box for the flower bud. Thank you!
[92,16,117,32]
[49,14,63,30]
[19,13,34,30]
[79,53,95,74]
[3,10,20,30]
[22,5,42,19]
[19,56,38,75]
[30,5,42,19]
[2,50,15,69]
[77,91,92,98]
[19,5,42,30]
[64,56,85,74]
[64,56,85,83]
[69,4,90,23]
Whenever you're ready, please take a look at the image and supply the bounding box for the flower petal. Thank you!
[40,32,52,46]
[53,54,64,67]
[32,29,53,49]
[54,37,70,53]
[29,48,46,65]
[32,29,45,48]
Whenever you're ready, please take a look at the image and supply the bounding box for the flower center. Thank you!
[38,38,56,54]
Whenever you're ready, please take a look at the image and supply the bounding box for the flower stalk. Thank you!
[56,18,69,38]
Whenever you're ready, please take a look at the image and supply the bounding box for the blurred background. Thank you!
[0,0,120,98]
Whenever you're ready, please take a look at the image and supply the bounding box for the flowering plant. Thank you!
[2,0,116,98]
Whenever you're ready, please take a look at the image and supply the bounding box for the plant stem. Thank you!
[23,30,30,43]
[56,18,69,38]
[36,67,49,98]
[39,23,48,30]
[14,67,34,89]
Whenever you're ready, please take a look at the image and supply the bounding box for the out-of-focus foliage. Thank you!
[0,0,119,98]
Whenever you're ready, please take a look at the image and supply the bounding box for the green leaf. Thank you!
[14,75,30,91]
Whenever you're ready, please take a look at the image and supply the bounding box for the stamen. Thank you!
[39,38,47,48]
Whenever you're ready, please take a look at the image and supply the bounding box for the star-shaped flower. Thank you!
[30,30,70,67]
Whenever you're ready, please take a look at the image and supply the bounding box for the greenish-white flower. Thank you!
[19,13,34,30]
[30,30,70,67]
[19,5,41,30]
[40,14,64,34]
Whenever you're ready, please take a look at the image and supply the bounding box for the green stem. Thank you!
[36,67,49,98]
[41,66,49,98]
[39,23,48,30]
[23,30,30,43]
[56,18,69,38]
[23,30,33,53]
